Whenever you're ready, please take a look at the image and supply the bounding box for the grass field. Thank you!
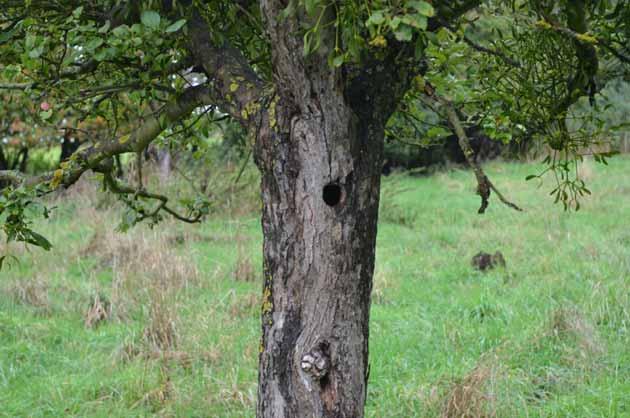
[1,157,629,417]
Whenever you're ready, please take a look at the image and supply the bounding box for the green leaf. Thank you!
[112,25,129,37]
[39,110,52,120]
[0,254,18,271]
[141,10,161,29]
[0,26,18,43]
[279,1,297,21]
[394,24,413,41]
[332,54,345,67]
[72,6,84,18]
[98,21,111,33]
[401,14,427,30]
[85,38,103,51]
[425,31,438,44]
[28,46,44,59]
[26,230,52,251]
[165,19,186,33]
[93,47,116,61]
[426,126,450,138]
[408,1,434,17]
[389,16,402,30]
[304,0,319,16]
[367,10,386,26]
[525,174,537,181]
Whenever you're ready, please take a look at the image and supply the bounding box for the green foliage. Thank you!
[0,0,628,262]
[0,185,52,252]
[1,2,192,132]
[382,1,629,211]
[293,0,435,64]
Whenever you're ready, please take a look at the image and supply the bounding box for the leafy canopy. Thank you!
[0,0,628,254]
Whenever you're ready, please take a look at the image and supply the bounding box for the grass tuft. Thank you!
[84,292,112,328]
[441,354,502,418]
[4,277,51,312]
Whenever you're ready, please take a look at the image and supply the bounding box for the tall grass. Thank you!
[1,156,629,417]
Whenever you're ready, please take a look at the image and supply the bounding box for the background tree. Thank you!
[0,1,628,417]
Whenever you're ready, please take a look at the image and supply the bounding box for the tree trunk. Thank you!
[60,135,80,164]
[254,6,390,415]
[252,0,429,414]
[157,148,172,180]
[0,146,7,171]
[0,146,8,189]
[14,147,28,172]
[255,95,384,417]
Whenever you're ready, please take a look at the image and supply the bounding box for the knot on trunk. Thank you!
[300,343,330,379]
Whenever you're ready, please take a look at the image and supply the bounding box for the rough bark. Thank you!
[252,3,407,417]
[254,75,385,418]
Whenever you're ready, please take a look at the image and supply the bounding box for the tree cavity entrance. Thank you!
[322,183,343,207]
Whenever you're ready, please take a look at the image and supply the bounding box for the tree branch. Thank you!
[0,83,31,90]
[538,20,630,64]
[443,23,521,68]
[102,171,204,224]
[13,84,215,191]
[0,170,26,185]
[187,9,264,126]
[423,83,523,214]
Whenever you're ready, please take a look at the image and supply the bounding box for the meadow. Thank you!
[1,157,629,417]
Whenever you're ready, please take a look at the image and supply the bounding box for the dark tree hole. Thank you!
[322,183,342,207]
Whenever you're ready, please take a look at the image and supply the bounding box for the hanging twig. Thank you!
[423,82,523,214]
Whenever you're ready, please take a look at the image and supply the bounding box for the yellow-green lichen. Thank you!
[369,35,387,48]
[576,33,597,44]
[241,100,261,120]
[268,95,280,129]
[261,285,273,315]
[50,169,64,189]
[412,75,425,91]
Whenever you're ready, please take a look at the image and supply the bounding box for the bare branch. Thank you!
[102,171,204,224]
[0,83,31,90]
[0,170,26,185]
